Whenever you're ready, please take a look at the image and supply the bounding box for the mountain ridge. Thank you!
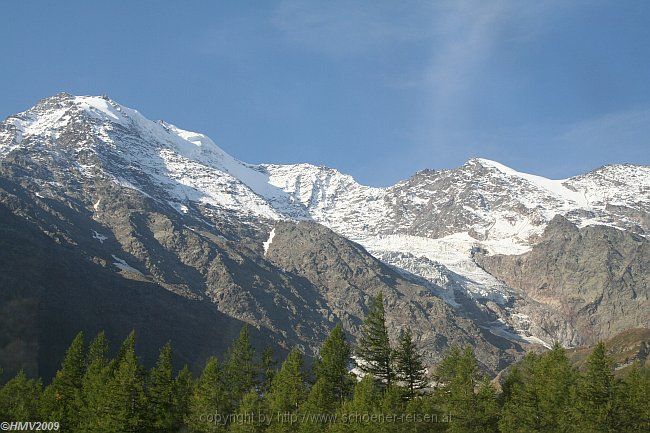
[0,93,647,377]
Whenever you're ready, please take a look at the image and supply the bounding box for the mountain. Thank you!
[476,215,649,346]
[264,221,516,371]
[0,93,647,379]
[0,191,274,381]
[565,328,650,376]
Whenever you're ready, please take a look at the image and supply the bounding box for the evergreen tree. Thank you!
[575,342,618,432]
[314,324,353,403]
[224,325,257,409]
[299,325,354,433]
[616,363,650,432]
[113,330,136,370]
[535,343,577,431]
[102,332,148,432]
[147,342,177,432]
[39,331,85,431]
[186,357,229,433]
[265,348,307,433]
[174,365,194,430]
[498,360,538,433]
[0,370,42,421]
[394,328,428,399]
[474,378,499,433]
[78,331,111,432]
[260,346,277,393]
[404,393,446,433]
[86,331,109,366]
[498,362,525,407]
[329,376,379,433]
[229,390,266,433]
[500,343,577,433]
[355,293,393,388]
[379,384,407,433]
[298,378,332,433]
[434,346,496,433]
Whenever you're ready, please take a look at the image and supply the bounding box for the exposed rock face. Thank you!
[0,178,278,383]
[265,221,519,371]
[0,159,333,380]
[475,216,649,346]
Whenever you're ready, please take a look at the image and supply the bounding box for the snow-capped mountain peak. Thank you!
[1,93,310,221]
[469,157,588,206]
[2,94,648,315]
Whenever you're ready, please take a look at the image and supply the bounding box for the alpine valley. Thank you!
[1,93,648,381]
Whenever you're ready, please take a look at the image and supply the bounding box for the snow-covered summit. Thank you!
[2,93,231,158]
[469,158,589,206]
[1,93,309,221]
[262,155,648,310]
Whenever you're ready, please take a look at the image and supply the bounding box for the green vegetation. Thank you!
[355,293,394,388]
[0,294,648,432]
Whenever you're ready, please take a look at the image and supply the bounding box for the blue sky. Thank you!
[2,0,649,186]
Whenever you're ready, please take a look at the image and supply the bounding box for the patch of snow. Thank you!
[263,227,276,255]
[77,163,96,177]
[111,177,152,198]
[17,106,71,138]
[92,230,107,244]
[169,201,189,215]
[111,255,143,276]
[475,158,589,206]
[75,96,125,123]
[361,233,517,303]
[485,320,552,349]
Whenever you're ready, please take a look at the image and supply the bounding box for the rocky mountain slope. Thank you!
[265,221,518,371]
[565,328,650,375]
[0,176,275,382]
[262,149,648,347]
[0,93,647,378]
[476,215,649,346]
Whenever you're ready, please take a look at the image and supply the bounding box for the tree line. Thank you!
[0,293,648,432]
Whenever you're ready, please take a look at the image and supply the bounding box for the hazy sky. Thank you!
[2,0,649,186]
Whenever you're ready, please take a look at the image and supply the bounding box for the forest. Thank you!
[0,294,648,433]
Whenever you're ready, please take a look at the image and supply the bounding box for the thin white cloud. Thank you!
[425,1,508,126]
[270,0,435,56]
[423,0,561,129]
[260,0,648,179]
[557,107,650,152]
[421,106,650,177]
